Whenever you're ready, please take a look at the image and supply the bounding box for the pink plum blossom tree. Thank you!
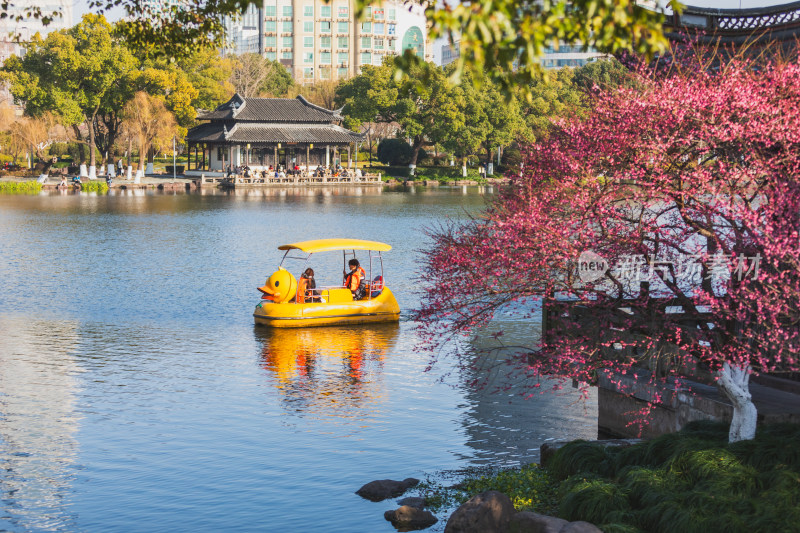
[416,53,800,443]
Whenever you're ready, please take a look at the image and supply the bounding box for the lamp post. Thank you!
[172,136,176,182]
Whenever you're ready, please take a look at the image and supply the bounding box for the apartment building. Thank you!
[225,0,428,84]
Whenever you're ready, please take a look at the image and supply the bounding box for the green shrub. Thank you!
[376,138,428,166]
[81,180,109,193]
[0,181,42,194]
[546,421,800,533]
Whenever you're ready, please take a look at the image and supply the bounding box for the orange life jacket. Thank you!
[344,267,365,292]
[296,277,308,303]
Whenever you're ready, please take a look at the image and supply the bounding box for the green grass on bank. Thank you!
[417,421,800,533]
[0,181,42,194]
[81,181,109,193]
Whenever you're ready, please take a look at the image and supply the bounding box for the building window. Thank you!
[321,36,331,48]
[320,21,331,33]
[283,5,293,17]
[265,20,277,32]
[265,36,277,47]
[360,52,371,64]
[337,21,348,33]
[321,5,331,17]
[304,5,313,16]
[361,22,371,33]
[361,36,371,48]
[266,51,277,60]
[303,67,313,78]
[388,24,396,36]
[337,67,349,78]
[320,52,331,64]
[374,38,383,49]
[264,5,276,16]
[374,23,384,34]
[303,21,313,32]
[388,9,396,21]
[304,52,314,63]
[282,20,292,32]
[338,36,348,48]
[373,8,384,20]
[320,67,331,79]
[304,36,313,48]
[364,6,372,18]
[338,6,349,17]
[282,36,293,47]
[282,50,293,59]
[338,52,348,65]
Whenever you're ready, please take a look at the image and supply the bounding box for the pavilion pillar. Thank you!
[347,145,351,168]
[202,145,206,170]
[274,145,278,168]
[306,145,310,170]
[326,145,330,166]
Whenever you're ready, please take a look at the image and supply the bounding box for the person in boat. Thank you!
[297,268,321,303]
[344,259,367,300]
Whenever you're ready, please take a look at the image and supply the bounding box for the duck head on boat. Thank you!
[253,238,400,328]
[257,267,298,303]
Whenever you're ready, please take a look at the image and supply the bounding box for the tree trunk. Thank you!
[127,137,133,168]
[717,362,757,442]
[138,137,147,171]
[87,119,97,170]
[409,137,423,168]
[73,125,86,164]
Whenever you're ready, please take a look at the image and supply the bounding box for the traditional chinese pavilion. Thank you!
[185,94,364,176]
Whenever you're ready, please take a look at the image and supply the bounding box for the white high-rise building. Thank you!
[225,0,429,84]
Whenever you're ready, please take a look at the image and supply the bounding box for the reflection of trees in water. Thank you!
[0,316,81,531]
[456,311,598,466]
[256,324,400,420]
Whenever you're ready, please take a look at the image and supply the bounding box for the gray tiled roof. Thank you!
[186,122,364,144]
[186,122,227,143]
[198,94,342,123]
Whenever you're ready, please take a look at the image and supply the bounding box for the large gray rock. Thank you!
[384,505,438,530]
[559,521,603,533]
[356,478,420,502]
[509,511,569,533]
[444,491,515,533]
[397,496,427,509]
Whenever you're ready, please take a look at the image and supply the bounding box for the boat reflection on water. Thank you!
[255,323,400,418]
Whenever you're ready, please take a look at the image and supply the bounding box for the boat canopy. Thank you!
[278,238,392,253]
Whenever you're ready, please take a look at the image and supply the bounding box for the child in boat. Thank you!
[297,268,320,303]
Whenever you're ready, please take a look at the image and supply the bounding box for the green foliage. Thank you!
[0,181,42,194]
[547,421,800,533]
[461,464,559,513]
[426,0,679,99]
[81,180,109,193]
[414,422,800,533]
[376,138,428,166]
[416,464,559,515]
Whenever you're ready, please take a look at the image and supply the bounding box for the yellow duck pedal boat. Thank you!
[253,238,401,328]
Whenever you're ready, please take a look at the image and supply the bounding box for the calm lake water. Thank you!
[0,186,597,532]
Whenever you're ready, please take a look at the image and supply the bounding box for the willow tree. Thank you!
[416,55,800,443]
[122,92,178,173]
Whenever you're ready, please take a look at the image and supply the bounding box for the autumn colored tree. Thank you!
[8,113,72,172]
[416,55,800,443]
[122,92,178,172]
